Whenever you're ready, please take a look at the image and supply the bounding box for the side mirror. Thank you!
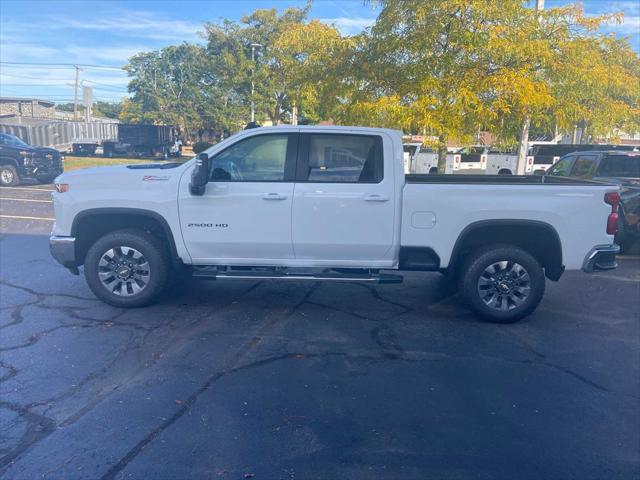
[190,153,210,196]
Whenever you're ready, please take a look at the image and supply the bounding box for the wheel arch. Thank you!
[0,157,19,168]
[448,219,564,281]
[71,208,180,267]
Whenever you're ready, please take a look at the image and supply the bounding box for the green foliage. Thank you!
[118,1,639,150]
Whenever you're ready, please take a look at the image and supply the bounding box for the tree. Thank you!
[204,3,320,126]
[270,20,354,124]
[124,44,210,137]
[345,0,535,172]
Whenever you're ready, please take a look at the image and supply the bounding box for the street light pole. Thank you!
[250,43,263,124]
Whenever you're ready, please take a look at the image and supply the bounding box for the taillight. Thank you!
[55,183,69,193]
[481,155,486,163]
[604,191,620,235]
[454,155,460,163]
[527,157,533,165]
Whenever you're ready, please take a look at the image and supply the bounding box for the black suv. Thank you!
[0,133,64,186]
[546,150,640,252]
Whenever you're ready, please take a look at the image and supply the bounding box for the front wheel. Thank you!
[0,165,20,186]
[84,229,168,307]
[460,245,545,323]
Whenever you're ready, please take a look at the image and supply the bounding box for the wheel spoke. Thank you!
[97,245,150,297]
[478,260,532,312]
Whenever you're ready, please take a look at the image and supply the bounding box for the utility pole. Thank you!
[516,0,544,175]
[250,43,263,124]
[73,65,80,122]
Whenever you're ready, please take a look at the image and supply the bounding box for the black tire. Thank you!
[0,164,20,186]
[84,229,168,307]
[459,244,545,323]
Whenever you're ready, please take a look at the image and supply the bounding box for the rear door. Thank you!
[292,132,396,265]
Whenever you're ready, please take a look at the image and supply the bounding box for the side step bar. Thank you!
[192,267,403,284]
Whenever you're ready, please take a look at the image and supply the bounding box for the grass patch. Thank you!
[63,155,190,171]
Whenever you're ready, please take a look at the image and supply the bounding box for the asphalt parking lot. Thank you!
[1,184,639,480]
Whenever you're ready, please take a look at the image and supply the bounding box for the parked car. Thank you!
[0,132,63,186]
[485,148,518,175]
[413,147,456,174]
[50,126,619,323]
[402,142,422,173]
[526,143,637,175]
[452,146,488,173]
[546,150,640,253]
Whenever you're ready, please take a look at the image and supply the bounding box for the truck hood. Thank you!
[55,161,190,186]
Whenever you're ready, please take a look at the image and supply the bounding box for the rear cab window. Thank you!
[298,133,384,183]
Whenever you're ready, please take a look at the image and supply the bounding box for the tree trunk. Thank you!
[437,134,448,174]
[291,103,298,126]
[516,115,531,175]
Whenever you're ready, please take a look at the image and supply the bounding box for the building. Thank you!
[0,97,56,119]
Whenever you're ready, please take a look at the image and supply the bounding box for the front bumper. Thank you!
[49,235,79,274]
[582,244,620,273]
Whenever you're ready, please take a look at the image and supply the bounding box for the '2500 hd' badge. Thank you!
[187,223,228,228]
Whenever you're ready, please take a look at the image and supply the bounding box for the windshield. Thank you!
[0,133,29,147]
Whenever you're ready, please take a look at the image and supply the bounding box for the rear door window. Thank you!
[596,155,640,177]
[299,134,384,183]
[570,155,598,178]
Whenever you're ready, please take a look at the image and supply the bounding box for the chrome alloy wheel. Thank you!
[477,261,531,311]
[1,168,14,184]
[97,246,150,296]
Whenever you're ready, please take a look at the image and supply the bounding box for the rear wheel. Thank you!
[0,165,19,186]
[84,229,168,307]
[460,245,545,323]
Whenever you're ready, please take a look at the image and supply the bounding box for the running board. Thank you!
[192,268,403,284]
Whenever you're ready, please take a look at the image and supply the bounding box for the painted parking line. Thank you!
[1,186,54,192]
[0,197,53,203]
[0,214,54,221]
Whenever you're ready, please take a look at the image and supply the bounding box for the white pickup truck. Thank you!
[50,126,621,323]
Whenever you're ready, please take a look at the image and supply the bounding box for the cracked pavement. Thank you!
[1,185,639,479]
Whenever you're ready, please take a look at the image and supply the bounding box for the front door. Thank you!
[292,132,396,266]
[179,132,298,264]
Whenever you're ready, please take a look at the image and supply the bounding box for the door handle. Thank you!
[364,194,389,202]
[263,193,287,200]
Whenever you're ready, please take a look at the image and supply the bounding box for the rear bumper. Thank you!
[49,235,79,273]
[582,244,620,273]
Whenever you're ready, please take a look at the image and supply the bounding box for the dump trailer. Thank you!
[102,124,176,158]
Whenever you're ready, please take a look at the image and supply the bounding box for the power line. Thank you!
[0,61,125,70]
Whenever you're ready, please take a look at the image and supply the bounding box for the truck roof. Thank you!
[252,125,404,136]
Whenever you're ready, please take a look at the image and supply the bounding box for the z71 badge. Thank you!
[142,175,170,181]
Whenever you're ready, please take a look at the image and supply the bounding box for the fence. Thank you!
[0,119,118,149]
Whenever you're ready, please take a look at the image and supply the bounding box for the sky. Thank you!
[0,0,638,104]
